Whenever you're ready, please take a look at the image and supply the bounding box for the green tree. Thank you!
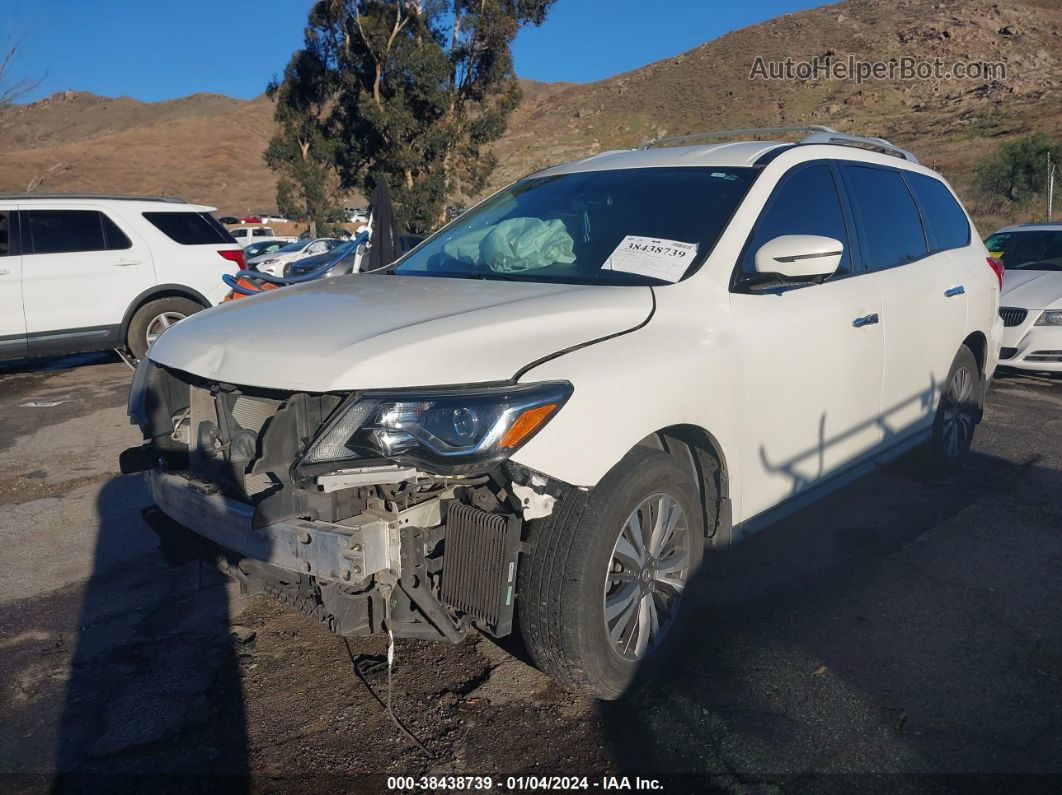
[272,0,557,234]
[265,47,342,237]
[975,133,1060,205]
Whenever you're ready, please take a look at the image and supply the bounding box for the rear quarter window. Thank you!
[143,212,236,245]
[905,173,971,251]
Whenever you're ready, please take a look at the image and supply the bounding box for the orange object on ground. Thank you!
[223,276,281,302]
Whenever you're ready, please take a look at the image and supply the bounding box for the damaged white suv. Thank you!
[124,128,1003,698]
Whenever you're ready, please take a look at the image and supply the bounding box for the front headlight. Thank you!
[1034,310,1062,326]
[298,381,573,473]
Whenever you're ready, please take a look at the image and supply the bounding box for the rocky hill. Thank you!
[1,0,1059,230]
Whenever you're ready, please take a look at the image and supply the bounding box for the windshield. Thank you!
[985,230,1062,272]
[394,166,756,285]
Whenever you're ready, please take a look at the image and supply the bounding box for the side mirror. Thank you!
[754,235,843,281]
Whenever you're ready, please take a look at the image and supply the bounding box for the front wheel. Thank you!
[518,448,705,699]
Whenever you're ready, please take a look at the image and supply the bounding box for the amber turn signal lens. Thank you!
[499,404,558,449]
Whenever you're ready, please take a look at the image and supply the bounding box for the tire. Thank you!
[923,344,982,478]
[518,448,705,700]
[126,297,203,360]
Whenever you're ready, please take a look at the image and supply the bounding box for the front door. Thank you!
[731,162,885,521]
[21,206,155,345]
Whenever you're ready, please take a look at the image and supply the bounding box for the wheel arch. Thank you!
[120,284,211,347]
[635,424,732,546]
[962,330,988,377]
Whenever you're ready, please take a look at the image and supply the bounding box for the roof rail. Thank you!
[798,130,919,164]
[638,126,837,150]
[638,125,919,164]
[0,193,188,203]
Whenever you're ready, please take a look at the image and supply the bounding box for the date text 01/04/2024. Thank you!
[386,775,664,791]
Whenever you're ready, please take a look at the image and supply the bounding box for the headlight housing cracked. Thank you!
[298,381,573,474]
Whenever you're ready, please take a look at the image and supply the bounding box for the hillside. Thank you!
[0,92,278,214]
[1,0,1059,229]
[490,0,1062,230]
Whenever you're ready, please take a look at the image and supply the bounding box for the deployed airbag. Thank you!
[444,217,576,273]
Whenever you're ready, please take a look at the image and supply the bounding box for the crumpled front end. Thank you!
[121,359,573,642]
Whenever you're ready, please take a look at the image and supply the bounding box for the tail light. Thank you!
[218,248,246,270]
[986,256,1004,289]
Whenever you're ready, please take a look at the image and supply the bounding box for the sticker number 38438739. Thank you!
[602,235,698,283]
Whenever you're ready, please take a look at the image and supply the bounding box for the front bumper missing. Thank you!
[149,470,399,584]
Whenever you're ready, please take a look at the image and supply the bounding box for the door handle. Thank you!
[113,258,142,267]
[852,313,879,328]
[944,285,965,297]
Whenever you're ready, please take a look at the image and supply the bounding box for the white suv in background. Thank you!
[0,194,244,361]
[125,128,1003,699]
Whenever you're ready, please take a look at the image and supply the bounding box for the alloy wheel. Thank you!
[941,365,975,459]
[145,312,187,349]
[603,492,691,661]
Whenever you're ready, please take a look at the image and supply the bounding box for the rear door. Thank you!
[731,162,885,518]
[0,207,27,358]
[840,165,968,438]
[21,205,155,346]
[139,210,242,306]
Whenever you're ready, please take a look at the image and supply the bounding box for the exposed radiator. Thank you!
[439,503,522,637]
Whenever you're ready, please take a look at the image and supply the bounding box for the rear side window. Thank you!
[252,228,272,238]
[739,163,852,278]
[143,211,235,245]
[906,173,971,251]
[27,210,131,254]
[842,165,928,270]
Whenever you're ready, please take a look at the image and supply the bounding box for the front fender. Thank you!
[511,298,742,510]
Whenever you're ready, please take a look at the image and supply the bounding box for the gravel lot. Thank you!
[0,353,1060,791]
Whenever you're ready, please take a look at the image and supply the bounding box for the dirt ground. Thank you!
[0,353,1060,792]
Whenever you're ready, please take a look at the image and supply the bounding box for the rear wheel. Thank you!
[924,344,982,477]
[126,297,203,360]
[518,448,705,699]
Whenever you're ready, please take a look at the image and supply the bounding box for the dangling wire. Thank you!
[342,597,433,758]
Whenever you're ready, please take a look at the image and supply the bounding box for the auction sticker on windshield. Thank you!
[602,235,697,282]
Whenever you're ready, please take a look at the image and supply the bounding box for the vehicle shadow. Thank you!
[52,475,251,790]
[0,352,122,376]
[598,450,1062,784]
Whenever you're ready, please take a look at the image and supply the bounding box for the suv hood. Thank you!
[1001,269,1062,310]
[149,275,653,391]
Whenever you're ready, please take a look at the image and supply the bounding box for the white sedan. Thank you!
[247,237,339,276]
[988,223,1062,372]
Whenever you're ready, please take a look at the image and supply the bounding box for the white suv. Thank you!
[124,129,1003,698]
[0,194,244,361]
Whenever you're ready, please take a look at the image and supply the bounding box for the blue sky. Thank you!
[5,0,834,103]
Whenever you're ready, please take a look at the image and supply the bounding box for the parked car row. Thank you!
[228,225,298,247]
